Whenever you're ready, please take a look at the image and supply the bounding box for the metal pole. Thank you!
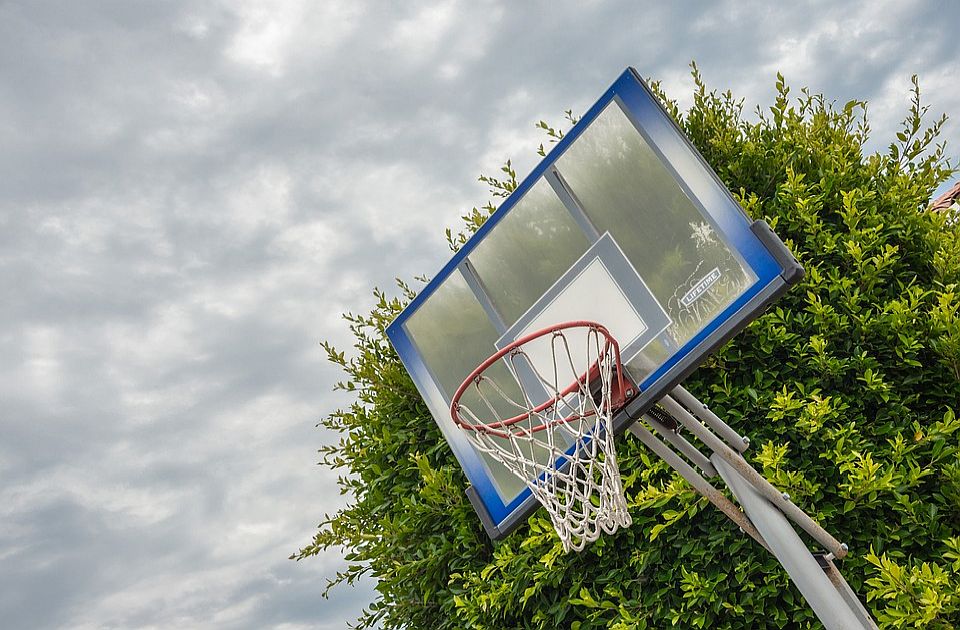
[627,421,768,550]
[671,385,749,452]
[658,395,847,559]
[820,557,880,629]
[644,413,717,477]
[712,456,875,630]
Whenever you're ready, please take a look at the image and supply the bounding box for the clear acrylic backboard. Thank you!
[386,68,802,539]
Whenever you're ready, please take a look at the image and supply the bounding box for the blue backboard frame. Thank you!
[386,68,802,540]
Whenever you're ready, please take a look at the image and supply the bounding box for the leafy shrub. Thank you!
[296,66,960,629]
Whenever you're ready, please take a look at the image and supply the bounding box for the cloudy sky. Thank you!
[2,1,958,628]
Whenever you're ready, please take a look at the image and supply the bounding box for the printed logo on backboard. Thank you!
[680,267,721,308]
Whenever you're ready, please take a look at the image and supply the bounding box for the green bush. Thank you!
[296,66,960,629]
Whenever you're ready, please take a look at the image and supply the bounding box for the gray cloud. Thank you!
[1,0,957,627]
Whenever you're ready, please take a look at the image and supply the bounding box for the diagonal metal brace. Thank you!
[627,419,768,551]
[657,394,847,559]
[623,386,877,630]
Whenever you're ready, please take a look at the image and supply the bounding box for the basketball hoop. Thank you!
[451,321,635,552]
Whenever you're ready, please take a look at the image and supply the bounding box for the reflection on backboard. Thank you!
[387,68,800,539]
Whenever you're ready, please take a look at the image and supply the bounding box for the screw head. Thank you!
[742,436,750,446]
[781,492,791,501]
[841,543,849,552]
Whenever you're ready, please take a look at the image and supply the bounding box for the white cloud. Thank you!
[313,158,470,249]
[386,0,458,63]
[474,88,552,188]
[222,163,295,235]
[175,13,211,40]
[224,0,363,76]
[21,325,65,402]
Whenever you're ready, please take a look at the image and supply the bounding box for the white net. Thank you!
[452,323,633,552]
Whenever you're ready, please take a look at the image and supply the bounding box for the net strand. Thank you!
[453,324,632,552]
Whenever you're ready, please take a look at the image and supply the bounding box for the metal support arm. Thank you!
[624,387,877,630]
[658,395,847,559]
[628,420,768,550]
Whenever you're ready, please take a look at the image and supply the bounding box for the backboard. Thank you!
[386,68,802,540]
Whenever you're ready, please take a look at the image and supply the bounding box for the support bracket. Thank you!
[626,387,877,630]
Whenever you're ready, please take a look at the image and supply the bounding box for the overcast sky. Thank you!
[2,1,958,628]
